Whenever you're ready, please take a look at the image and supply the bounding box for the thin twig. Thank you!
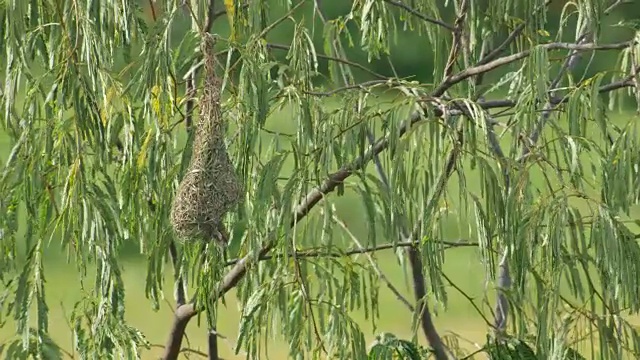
[305,80,409,96]
[258,1,306,40]
[266,43,388,80]
[477,24,526,66]
[202,0,217,33]
[604,0,632,15]
[382,0,455,31]
[440,272,496,330]
[222,239,478,266]
[150,344,210,358]
[291,213,329,356]
[332,213,416,312]
[523,32,593,151]
[443,0,469,78]
[475,1,552,67]
[147,0,157,21]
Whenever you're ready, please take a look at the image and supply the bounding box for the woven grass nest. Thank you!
[170,34,243,245]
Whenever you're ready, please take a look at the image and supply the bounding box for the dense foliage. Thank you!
[1,0,640,359]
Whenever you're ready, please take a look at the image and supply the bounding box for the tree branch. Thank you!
[433,39,635,97]
[382,0,455,31]
[305,80,405,96]
[358,3,470,355]
[211,3,249,23]
[222,239,477,266]
[443,0,469,78]
[208,329,219,360]
[440,73,637,116]
[332,214,416,312]
[359,83,451,358]
[520,32,593,152]
[202,0,217,34]
[150,343,211,358]
[313,2,452,353]
[169,243,186,306]
[475,1,552,67]
[407,245,449,360]
[266,43,389,80]
[604,0,633,15]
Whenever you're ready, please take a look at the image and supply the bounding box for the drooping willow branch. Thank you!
[491,26,596,336]
[311,2,452,356]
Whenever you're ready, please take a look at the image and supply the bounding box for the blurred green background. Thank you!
[2,0,640,358]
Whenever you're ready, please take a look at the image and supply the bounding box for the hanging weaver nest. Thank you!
[170,33,243,246]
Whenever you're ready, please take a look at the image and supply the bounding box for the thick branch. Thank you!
[208,329,219,360]
[407,246,449,360]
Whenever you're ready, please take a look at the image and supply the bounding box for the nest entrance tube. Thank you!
[170,34,243,245]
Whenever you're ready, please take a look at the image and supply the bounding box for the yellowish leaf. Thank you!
[225,0,235,41]
[137,129,154,171]
[151,85,162,116]
[537,29,550,37]
[100,86,118,126]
